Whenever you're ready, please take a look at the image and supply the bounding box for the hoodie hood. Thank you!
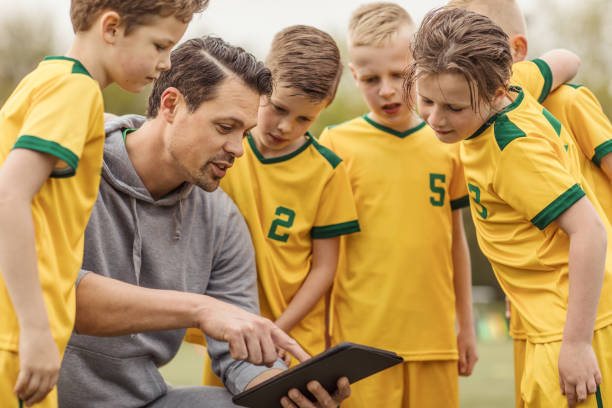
[103,114,193,206]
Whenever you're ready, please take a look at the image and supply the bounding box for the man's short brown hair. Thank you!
[265,25,342,105]
[348,2,415,48]
[70,0,209,34]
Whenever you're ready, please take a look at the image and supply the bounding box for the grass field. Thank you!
[160,337,516,407]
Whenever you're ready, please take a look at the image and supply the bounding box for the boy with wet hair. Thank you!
[318,3,477,407]
[0,0,206,406]
[407,6,612,407]
[448,2,612,405]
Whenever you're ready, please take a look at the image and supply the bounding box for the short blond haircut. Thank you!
[447,0,526,38]
[348,2,415,47]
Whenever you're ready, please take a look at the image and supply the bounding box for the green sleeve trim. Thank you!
[311,220,360,239]
[530,184,585,230]
[592,140,612,167]
[311,137,342,168]
[542,108,562,136]
[13,135,79,177]
[596,385,603,408]
[531,58,553,103]
[494,115,526,150]
[451,195,470,210]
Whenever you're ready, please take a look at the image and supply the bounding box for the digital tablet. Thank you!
[232,342,403,408]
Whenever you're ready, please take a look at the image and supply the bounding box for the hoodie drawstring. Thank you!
[130,197,143,285]
[174,199,183,240]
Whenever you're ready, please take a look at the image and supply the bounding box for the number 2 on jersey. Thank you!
[267,206,295,242]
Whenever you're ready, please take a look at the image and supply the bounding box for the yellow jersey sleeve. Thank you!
[566,85,612,166]
[14,74,102,176]
[311,159,359,239]
[448,144,468,209]
[494,135,585,229]
[511,59,553,103]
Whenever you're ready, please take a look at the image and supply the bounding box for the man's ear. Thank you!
[100,11,122,45]
[159,87,183,123]
[510,34,528,63]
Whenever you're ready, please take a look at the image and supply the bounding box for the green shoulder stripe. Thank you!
[311,137,342,168]
[311,220,360,239]
[494,115,526,151]
[593,140,612,167]
[451,195,470,210]
[542,108,562,136]
[531,58,553,102]
[13,135,79,177]
[531,184,585,230]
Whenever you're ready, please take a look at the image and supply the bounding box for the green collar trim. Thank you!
[43,56,92,78]
[466,86,524,140]
[247,131,313,164]
[362,114,426,138]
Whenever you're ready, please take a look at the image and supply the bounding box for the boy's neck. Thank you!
[367,110,423,133]
[250,128,309,159]
[66,33,109,89]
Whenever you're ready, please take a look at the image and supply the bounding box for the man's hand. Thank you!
[457,326,478,376]
[558,341,601,407]
[15,327,61,406]
[196,296,310,366]
[280,377,351,408]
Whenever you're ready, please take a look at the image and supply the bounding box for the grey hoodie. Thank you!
[58,115,284,407]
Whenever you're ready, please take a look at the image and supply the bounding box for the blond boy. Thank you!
[0,1,206,406]
[448,1,612,406]
[318,3,477,407]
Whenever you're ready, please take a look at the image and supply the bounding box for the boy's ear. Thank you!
[509,34,528,63]
[348,62,359,84]
[100,11,122,45]
[159,87,183,123]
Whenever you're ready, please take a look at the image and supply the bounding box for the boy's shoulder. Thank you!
[323,115,368,135]
[309,134,343,169]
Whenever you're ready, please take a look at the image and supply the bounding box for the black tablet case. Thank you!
[232,342,403,408]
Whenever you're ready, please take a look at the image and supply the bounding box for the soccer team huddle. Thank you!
[1,0,611,407]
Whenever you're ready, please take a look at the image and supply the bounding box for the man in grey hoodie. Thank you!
[57,37,350,408]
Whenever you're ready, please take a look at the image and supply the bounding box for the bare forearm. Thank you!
[452,210,474,330]
[275,268,334,333]
[563,225,607,343]
[0,199,50,332]
[600,153,612,183]
[75,272,204,336]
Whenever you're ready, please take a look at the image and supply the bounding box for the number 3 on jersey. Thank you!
[267,206,295,242]
[468,183,488,219]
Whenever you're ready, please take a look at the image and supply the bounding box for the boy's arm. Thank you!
[451,209,478,376]
[537,49,580,93]
[275,237,339,334]
[0,148,60,406]
[555,196,606,406]
[600,153,612,182]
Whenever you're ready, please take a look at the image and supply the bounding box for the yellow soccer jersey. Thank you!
[319,116,468,361]
[460,86,612,343]
[510,61,612,341]
[0,56,104,352]
[220,133,359,357]
[512,60,612,222]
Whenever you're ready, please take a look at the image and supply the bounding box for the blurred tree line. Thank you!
[2,1,611,298]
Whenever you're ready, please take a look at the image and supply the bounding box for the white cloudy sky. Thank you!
[1,0,538,58]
